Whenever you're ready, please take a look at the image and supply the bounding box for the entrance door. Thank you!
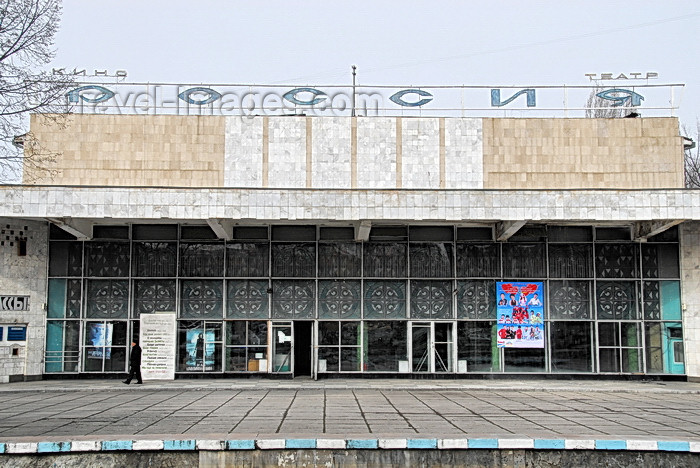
[666,326,685,374]
[411,322,454,373]
[293,321,313,377]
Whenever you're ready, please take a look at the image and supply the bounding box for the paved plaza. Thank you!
[0,379,699,443]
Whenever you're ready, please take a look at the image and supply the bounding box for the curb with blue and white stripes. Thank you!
[0,438,699,454]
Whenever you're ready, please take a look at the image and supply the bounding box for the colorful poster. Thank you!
[185,328,216,371]
[496,282,544,348]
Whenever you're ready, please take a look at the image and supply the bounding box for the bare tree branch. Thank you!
[683,120,700,189]
[0,0,74,183]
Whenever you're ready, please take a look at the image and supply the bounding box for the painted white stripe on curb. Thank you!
[438,439,469,449]
[70,441,100,452]
[196,440,225,451]
[626,440,658,451]
[316,439,346,449]
[379,439,407,449]
[564,439,595,450]
[499,439,535,449]
[7,442,38,454]
[689,441,700,453]
[256,439,285,450]
[132,440,164,451]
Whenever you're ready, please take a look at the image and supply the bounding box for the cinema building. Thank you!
[1,113,698,382]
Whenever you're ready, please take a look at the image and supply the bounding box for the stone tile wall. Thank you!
[0,219,48,382]
[681,221,700,379]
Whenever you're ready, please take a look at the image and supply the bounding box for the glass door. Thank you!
[272,322,293,373]
[411,322,455,373]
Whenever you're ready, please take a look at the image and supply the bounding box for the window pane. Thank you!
[502,244,546,278]
[364,321,407,372]
[49,241,82,276]
[48,278,81,318]
[318,321,339,345]
[318,243,361,277]
[549,280,591,319]
[226,280,269,319]
[598,322,619,346]
[341,348,361,371]
[550,322,592,372]
[363,281,406,319]
[622,348,641,373]
[341,322,360,345]
[456,280,495,319]
[503,348,545,372]
[318,347,339,372]
[319,280,361,319]
[180,280,223,319]
[271,280,315,319]
[596,281,638,320]
[86,242,130,277]
[599,348,620,372]
[642,244,679,278]
[86,280,129,318]
[226,321,246,346]
[457,321,499,372]
[133,280,176,316]
[226,347,247,371]
[226,243,269,277]
[132,242,177,277]
[621,322,640,347]
[412,325,430,372]
[363,243,407,277]
[271,243,315,277]
[456,244,499,277]
[179,243,224,277]
[409,243,453,278]
[410,280,453,319]
[642,281,680,320]
[548,244,592,278]
[249,321,267,346]
[595,244,638,278]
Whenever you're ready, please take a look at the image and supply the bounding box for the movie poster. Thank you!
[185,329,216,371]
[496,282,545,348]
[87,322,113,359]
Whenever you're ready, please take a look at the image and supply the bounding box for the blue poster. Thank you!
[87,322,113,359]
[185,329,216,371]
[496,282,545,348]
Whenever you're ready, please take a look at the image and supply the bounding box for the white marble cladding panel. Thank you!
[681,221,700,378]
[402,118,440,189]
[445,118,483,189]
[312,117,351,188]
[2,187,700,223]
[0,218,48,380]
[268,116,306,188]
[356,117,396,188]
[224,117,263,187]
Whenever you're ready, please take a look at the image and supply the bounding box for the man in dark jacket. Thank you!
[123,341,143,384]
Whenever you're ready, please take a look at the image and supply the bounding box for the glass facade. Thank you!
[44,224,685,376]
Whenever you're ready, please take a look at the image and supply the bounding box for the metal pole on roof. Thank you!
[351,65,357,117]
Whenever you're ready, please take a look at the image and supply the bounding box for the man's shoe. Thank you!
[135,382,143,384]
[122,381,130,384]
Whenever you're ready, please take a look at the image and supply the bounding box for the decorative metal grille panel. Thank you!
[595,244,638,278]
[641,244,679,279]
[456,280,495,319]
[502,244,546,278]
[226,280,269,319]
[49,241,83,276]
[363,280,406,319]
[642,281,661,320]
[226,243,269,277]
[549,280,591,319]
[271,280,315,319]
[271,243,315,277]
[133,242,177,277]
[86,242,130,277]
[86,279,129,318]
[410,280,453,319]
[456,243,500,277]
[179,243,224,277]
[410,243,453,278]
[548,244,593,278]
[319,280,361,319]
[318,243,361,277]
[596,281,638,319]
[180,280,223,318]
[363,243,407,277]
[65,279,82,318]
[134,280,176,315]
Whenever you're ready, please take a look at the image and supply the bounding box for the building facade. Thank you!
[1,114,698,381]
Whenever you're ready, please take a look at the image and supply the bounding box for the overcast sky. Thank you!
[52,1,700,126]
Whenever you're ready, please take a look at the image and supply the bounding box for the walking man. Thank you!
[123,340,143,384]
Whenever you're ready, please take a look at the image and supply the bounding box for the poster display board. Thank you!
[140,313,176,380]
[185,328,216,371]
[87,322,112,358]
[496,282,545,348]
